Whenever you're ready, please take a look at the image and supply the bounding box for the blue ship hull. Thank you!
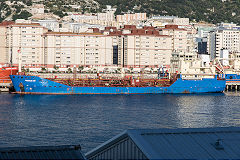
[224,74,240,83]
[10,75,226,94]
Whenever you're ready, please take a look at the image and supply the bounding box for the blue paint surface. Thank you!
[10,75,226,94]
[0,92,239,153]
[224,74,240,82]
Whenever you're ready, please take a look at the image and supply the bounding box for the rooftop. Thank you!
[45,32,103,36]
[86,127,240,159]
[0,145,86,160]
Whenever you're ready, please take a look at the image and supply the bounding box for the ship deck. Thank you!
[45,77,175,87]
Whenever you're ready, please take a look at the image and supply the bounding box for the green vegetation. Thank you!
[0,0,240,24]
[96,0,240,24]
[52,10,66,18]
[12,10,32,21]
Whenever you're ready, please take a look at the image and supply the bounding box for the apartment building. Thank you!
[159,25,188,53]
[35,19,59,32]
[216,29,240,55]
[31,4,44,14]
[70,14,98,22]
[0,26,7,64]
[6,23,48,66]
[43,32,119,67]
[121,34,172,68]
[116,13,147,23]
[0,21,15,64]
[150,16,189,28]
[208,29,240,59]
[0,21,179,69]
[43,26,174,68]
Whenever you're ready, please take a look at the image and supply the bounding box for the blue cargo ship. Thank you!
[9,74,226,94]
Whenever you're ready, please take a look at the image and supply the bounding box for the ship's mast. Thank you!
[73,65,76,80]
[18,48,22,73]
[10,48,12,75]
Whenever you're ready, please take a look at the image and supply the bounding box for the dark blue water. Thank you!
[0,92,240,153]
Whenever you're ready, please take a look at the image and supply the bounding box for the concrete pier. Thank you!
[225,82,240,91]
[0,83,11,92]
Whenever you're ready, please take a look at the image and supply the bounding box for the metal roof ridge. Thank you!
[85,130,128,157]
[0,145,82,152]
[86,127,240,159]
[127,129,162,159]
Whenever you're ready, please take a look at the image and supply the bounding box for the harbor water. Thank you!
[0,92,240,153]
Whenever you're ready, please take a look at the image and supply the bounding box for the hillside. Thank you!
[96,0,240,24]
[0,0,240,24]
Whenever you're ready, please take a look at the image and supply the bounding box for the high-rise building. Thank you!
[120,34,172,68]
[0,21,14,64]
[208,29,240,60]
[0,21,181,69]
[159,25,188,53]
[6,23,48,66]
[43,32,118,67]
[116,13,147,23]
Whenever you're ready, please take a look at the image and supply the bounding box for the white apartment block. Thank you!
[216,29,240,56]
[31,4,44,14]
[150,16,189,27]
[44,32,118,67]
[70,14,97,22]
[97,5,116,21]
[6,23,48,66]
[121,35,173,68]
[0,22,179,69]
[0,24,9,64]
[159,25,188,53]
[173,18,189,26]
[218,22,240,30]
[97,12,115,21]
[35,20,59,32]
[61,23,104,33]
[208,29,240,59]
[116,13,147,23]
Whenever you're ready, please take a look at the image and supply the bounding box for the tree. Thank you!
[12,10,32,21]
[53,10,65,18]
[67,68,72,73]
[41,67,46,72]
[53,65,59,70]
[78,66,84,73]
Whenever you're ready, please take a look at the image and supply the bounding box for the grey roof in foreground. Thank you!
[0,145,86,160]
[86,127,240,159]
